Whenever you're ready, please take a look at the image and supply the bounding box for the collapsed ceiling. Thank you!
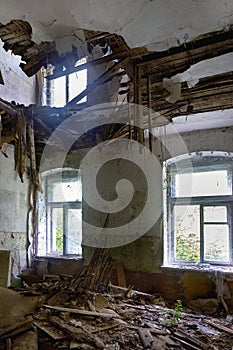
[0,0,233,50]
[0,2,232,169]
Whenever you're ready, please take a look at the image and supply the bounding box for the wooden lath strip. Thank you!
[137,29,233,82]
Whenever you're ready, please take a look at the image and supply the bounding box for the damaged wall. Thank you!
[0,46,35,279]
[0,146,28,278]
[36,124,233,306]
[0,41,35,104]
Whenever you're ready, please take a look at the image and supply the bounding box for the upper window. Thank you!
[164,152,233,266]
[38,169,82,257]
[43,58,87,107]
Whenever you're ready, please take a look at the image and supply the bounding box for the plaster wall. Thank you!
[0,42,35,105]
[0,45,35,276]
[0,146,28,276]
[83,126,233,271]
[36,124,233,303]
[0,0,233,51]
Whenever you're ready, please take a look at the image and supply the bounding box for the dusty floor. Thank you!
[1,281,233,349]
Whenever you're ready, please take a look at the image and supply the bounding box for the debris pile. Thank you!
[0,250,233,349]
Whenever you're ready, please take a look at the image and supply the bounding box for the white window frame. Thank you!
[164,152,233,267]
[37,168,82,257]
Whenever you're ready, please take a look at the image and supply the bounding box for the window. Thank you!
[164,153,233,266]
[43,58,87,107]
[38,169,82,256]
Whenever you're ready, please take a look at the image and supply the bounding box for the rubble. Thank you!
[0,250,233,349]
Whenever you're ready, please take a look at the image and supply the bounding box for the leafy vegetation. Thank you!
[54,209,63,252]
[168,299,183,325]
[176,229,200,261]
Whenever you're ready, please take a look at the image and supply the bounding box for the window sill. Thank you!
[35,255,83,260]
[161,263,233,273]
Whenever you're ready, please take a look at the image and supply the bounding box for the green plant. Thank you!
[168,299,183,325]
[175,219,200,261]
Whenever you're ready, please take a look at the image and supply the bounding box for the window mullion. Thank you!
[66,75,69,104]
[200,204,204,263]
[170,203,175,264]
[63,205,68,255]
[228,204,233,263]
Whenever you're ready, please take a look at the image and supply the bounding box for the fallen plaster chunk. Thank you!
[0,287,39,328]
[163,78,181,103]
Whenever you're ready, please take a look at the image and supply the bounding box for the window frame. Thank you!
[40,169,82,257]
[43,58,87,108]
[165,154,233,267]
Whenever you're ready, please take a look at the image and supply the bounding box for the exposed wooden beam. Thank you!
[46,51,128,80]
[0,98,18,117]
[142,72,233,122]
[137,28,233,81]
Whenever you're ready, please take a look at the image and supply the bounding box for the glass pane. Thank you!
[174,205,200,261]
[204,206,227,223]
[52,208,63,253]
[204,224,230,261]
[52,76,66,107]
[174,170,231,197]
[69,68,87,104]
[66,209,82,255]
[49,181,82,202]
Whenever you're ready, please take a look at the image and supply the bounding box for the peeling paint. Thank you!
[0,1,233,50]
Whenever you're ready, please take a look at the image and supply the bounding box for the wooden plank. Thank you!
[147,76,153,152]
[138,28,233,79]
[205,319,233,335]
[0,250,11,287]
[171,336,201,350]
[6,338,11,350]
[116,261,126,288]
[87,299,96,312]
[0,317,33,338]
[50,316,105,349]
[174,330,209,350]
[138,328,154,349]
[43,304,120,319]
[91,323,121,334]
[1,325,32,340]
[33,321,66,340]
[12,329,38,350]
[46,51,128,80]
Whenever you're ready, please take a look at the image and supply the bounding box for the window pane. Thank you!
[51,208,63,253]
[204,224,230,262]
[52,76,66,107]
[69,69,87,104]
[66,209,82,255]
[174,205,200,261]
[48,181,82,202]
[174,170,231,197]
[204,206,227,223]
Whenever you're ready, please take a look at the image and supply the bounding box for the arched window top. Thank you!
[165,151,233,169]
[42,168,82,203]
[164,151,233,198]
